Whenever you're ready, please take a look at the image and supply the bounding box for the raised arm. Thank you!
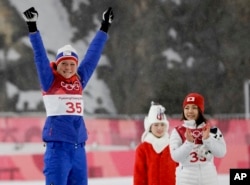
[78,7,114,88]
[23,7,54,91]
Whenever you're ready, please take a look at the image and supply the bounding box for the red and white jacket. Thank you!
[133,133,177,185]
[169,120,226,185]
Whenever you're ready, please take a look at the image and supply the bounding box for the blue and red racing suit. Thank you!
[29,30,108,185]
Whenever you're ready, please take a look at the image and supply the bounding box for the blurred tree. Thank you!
[1,0,250,115]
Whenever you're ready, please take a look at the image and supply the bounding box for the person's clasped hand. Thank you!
[202,123,211,140]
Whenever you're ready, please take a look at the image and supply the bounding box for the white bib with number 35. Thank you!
[43,94,84,116]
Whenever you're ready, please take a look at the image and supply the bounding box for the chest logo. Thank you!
[61,81,80,91]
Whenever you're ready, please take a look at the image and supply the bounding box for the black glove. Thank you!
[23,7,39,32]
[100,7,114,33]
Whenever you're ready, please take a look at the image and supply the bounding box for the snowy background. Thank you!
[7,0,116,114]
[0,1,242,184]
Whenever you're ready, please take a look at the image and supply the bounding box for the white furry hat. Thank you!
[141,102,169,141]
[56,45,78,65]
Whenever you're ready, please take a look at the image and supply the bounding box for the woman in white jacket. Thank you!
[169,92,226,185]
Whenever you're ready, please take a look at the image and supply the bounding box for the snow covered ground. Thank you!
[0,175,229,185]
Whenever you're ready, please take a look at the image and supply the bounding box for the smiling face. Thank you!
[183,103,199,121]
[150,122,166,138]
[56,59,77,79]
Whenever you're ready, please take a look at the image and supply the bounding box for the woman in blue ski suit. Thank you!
[23,6,114,185]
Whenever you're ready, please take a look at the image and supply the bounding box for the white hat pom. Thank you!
[57,45,78,56]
